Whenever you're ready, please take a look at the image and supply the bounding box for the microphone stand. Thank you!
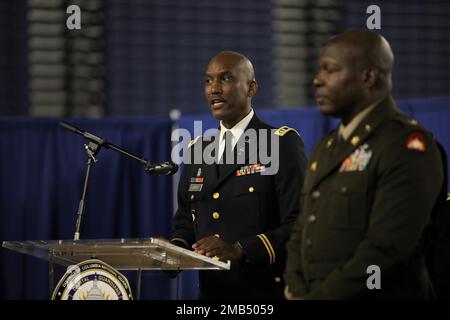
[60,121,177,240]
[74,141,100,240]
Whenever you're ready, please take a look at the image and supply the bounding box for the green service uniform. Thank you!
[284,96,445,299]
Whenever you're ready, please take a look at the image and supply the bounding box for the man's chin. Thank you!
[317,103,336,116]
[210,108,226,121]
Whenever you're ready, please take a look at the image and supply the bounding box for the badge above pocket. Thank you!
[189,167,204,192]
[339,143,372,172]
[236,164,266,176]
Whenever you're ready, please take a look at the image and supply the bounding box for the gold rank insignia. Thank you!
[326,138,333,148]
[351,136,360,145]
[274,126,300,137]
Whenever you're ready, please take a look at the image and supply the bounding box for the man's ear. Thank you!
[362,67,378,89]
[247,81,258,97]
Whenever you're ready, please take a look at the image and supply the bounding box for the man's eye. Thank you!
[222,75,232,82]
[205,79,212,84]
[325,65,339,73]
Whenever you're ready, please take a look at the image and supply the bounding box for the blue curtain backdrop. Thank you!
[0,117,175,299]
[1,97,449,299]
[105,0,274,116]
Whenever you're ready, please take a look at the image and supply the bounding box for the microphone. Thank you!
[145,161,178,176]
[60,121,176,175]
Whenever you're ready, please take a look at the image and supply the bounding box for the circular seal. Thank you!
[52,259,133,300]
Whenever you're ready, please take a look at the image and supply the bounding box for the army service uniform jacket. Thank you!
[172,114,308,299]
[284,96,445,299]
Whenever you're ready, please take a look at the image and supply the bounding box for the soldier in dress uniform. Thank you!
[284,30,445,299]
[171,51,308,299]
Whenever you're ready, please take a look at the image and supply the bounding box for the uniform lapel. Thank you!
[200,133,220,185]
[308,95,397,190]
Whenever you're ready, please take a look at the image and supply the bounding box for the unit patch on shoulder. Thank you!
[406,132,426,152]
[274,126,300,137]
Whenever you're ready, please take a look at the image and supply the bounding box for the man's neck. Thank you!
[342,95,382,125]
[221,107,252,129]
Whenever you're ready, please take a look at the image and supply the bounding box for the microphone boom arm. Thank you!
[60,121,177,173]
[60,121,177,240]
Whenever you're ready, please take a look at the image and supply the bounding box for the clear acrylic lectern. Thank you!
[2,237,230,299]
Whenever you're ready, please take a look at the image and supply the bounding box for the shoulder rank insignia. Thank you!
[274,126,300,137]
[188,135,202,148]
[406,132,426,152]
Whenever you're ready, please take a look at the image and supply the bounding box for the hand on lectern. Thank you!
[192,235,244,261]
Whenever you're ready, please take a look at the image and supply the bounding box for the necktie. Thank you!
[218,131,234,178]
[220,130,234,164]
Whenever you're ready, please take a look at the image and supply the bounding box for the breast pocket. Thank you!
[233,175,271,229]
[327,172,369,230]
[233,173,273,196]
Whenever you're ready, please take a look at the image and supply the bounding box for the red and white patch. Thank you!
[406,132,426,152]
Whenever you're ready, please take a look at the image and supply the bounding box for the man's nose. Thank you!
[313,73,324,87]
[210,80,223,94]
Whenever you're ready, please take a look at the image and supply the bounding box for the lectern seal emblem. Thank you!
[52,259,133,300]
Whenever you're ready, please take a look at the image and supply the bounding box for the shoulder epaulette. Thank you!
[188,135,202,148]
[274,126,300,137]
[393,113,420,127]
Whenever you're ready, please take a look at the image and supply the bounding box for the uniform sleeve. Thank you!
[306,129,444,299]
[284,213,308,295]
[239,131,308,266]
[171,163,196,249]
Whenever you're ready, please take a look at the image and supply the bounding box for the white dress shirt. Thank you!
[218,108,254,161]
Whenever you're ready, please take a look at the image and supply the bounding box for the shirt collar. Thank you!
[339,103,377,141]
[219,108,254,142]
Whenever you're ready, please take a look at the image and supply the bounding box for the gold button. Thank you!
[213,192,220,199]
[310,161,317,171]
[351,136,360,145]
[214,234,220,238]
[248,187,255,193]
[190,194,194,200]
[341,186,347,193]
[306,239,312,246]
[308,215,316,223]
[212,212,220,220]
[312,190,320,199]
[274,277,281,283]
[410,119,418,125]
[365,124,371,132]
